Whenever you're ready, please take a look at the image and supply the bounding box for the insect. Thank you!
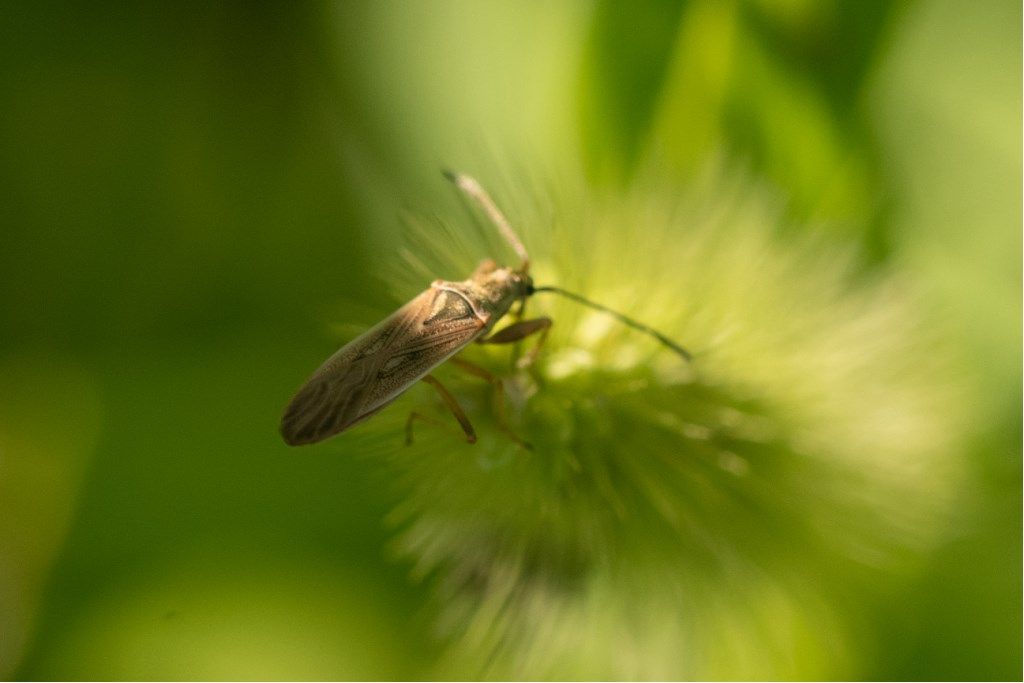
[280,171,691,447]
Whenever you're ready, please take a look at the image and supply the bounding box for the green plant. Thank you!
[355,163,967,679]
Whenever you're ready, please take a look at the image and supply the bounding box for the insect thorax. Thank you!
[434,261,530,332]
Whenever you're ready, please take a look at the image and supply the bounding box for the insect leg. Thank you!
[406,374,477,445]
[513,295,528,322]
[406,412,467,446]
[506,296,529,367]
[448,358,532,450]
[478,317,553,368]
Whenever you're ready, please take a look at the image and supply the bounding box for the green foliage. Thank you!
[578,0,688,182]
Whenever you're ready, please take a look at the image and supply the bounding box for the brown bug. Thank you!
[280,171,690,447]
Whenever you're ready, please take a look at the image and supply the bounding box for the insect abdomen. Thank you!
[281,285,487,445]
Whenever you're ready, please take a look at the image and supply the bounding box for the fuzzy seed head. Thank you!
[353,165,967,680]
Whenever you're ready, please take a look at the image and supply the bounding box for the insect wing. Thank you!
[281,287,485,445]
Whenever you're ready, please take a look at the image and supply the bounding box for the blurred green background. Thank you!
[1,0,1019,679]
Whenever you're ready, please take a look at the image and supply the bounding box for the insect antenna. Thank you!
[443,170,531,271]
[529,285,692,361]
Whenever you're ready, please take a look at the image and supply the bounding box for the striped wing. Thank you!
[280,287,486,445]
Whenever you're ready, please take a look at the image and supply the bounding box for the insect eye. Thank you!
[424,290,474,325]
